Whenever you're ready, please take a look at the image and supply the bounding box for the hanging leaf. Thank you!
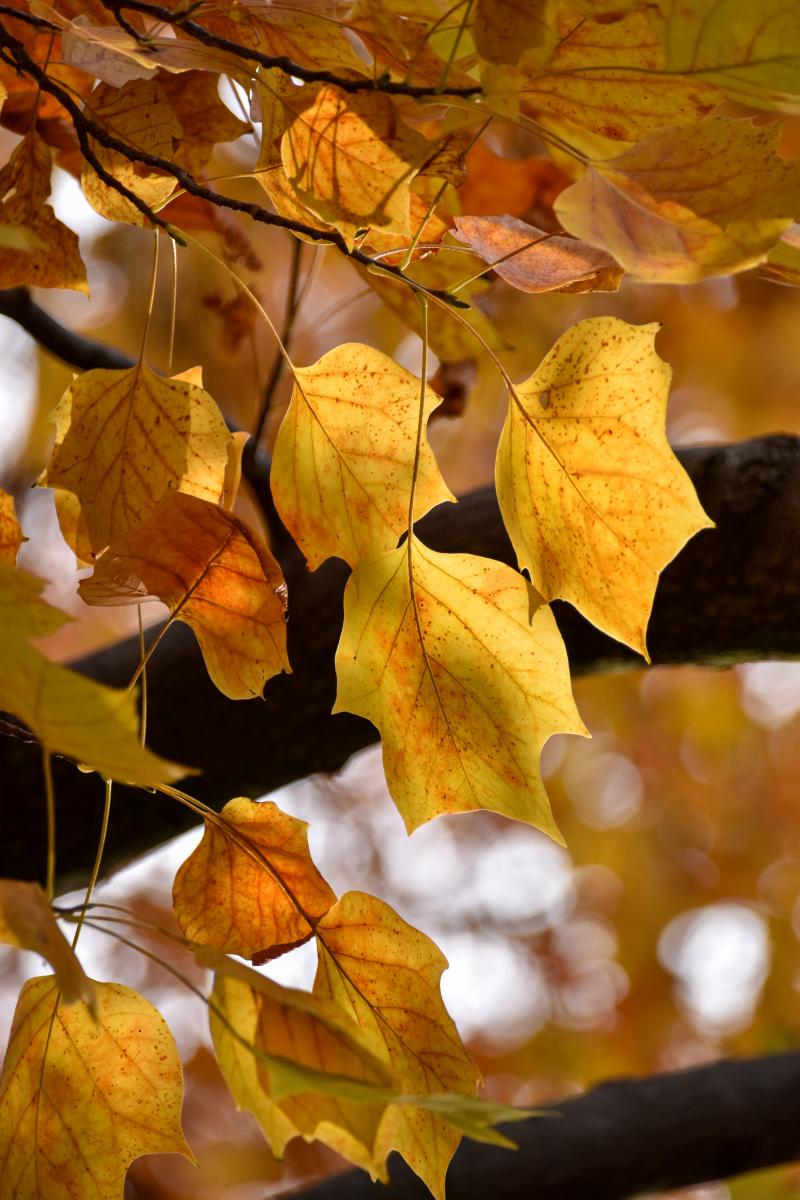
[0,131,87,291]
[314,891,480,1200]
[0,880,95,1010]
[555,118,800,283]
[30,2,161,87]
[453,214,623,292]
[335,538,585,836]
[0,490,24,565]
[41,363,232,555]
[158,69,251,176]
[271,343,454,569]
[0,977,193,1198]
[79,492,289,700]
[496,317,713,655]
[173,797,335,961]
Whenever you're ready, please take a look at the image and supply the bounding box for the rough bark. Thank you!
[287,1053,800,1200]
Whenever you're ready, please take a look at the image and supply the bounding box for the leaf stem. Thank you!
[71,779,113,949]
[42,747,55,901]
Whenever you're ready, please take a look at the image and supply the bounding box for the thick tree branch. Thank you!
[0,288,134,371]
[288,1053,800,1200]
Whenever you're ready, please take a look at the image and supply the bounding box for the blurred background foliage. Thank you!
[0,113,799,1200]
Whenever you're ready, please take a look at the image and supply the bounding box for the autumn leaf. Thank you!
[30,1,161,87]
[0,131,87,291]
[496,317,712,655]
[0,563,189,785]
[82,77,181,225]
[79,492,289,700]
[314,891,480,1200]
[662,0,800,114]
[555,118,800,283]
[472,0,557,69]
[335,537,585,836]
[0,880,95,1010]
[281,85,431,244]
[271,344,454,569]
[173,797,335,961]
[52,488,93,567]
[0,489,24,565]
[41,362,232,555]
[158,69,251,176]
[453,214,623,293]
[762,223,800,285]
[458,141,570,218]
[0,977,193,1198]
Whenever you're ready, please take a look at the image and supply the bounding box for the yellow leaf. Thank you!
[662,0,800,114]
[0,977,193,1198]
[0,489,24,565]
[472,0,557,68]
[281,85,431,244]
[81,78,181,225]
[79,492,289,700]
[496,317,713,655]
[490,5,717,139]
[52,488,93,567]
[173,796,335,961]
[158,70,251,176]
[555,118,800,283]
[0,880,95,1010]
[0,131,87,292]
[334,538,585,836]
[30,1,160,87]
[271,344,454,569]
[453,214,623,293]
[0,563,189,785]
[762,223,800,285]
[314,891,480,1200]
[221,429,251,510]
[41,362,232,555]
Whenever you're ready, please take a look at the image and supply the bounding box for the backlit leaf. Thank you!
[472,0,557,68]
[41,363,232,555]
[271,344,454,569]
[453,214,623,293]
[0,880,95,1010]
[31,2,160,87]
[0,977,193,1198]
[52,488,93,567]
[555,118,800,283]
[281,85,431,244]
[314,891,480,1200]
[762,223,800,285]
[173,797,334,960]
[0,490,23,565]
[158,70,251,176]
[81,78,181,225]
[79,492,289,700]
[334,538,585,836]
[496,317,712,655]
[0,131,87,291]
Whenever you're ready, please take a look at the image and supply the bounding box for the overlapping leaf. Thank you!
[0,978,193,1199]
[556,118,800,283]
[454,214,623,293]
[82,78,181,224]
[0,562,188,785]
[0,880,95,1010]
[41,363,232,555]
[271,344,454,569]
[173,797,334,960]
[496,317,712,655]
[158,70,251,176]
[472,0,557,69]
[314,891,480,1200]
[0,490,23,565]
[0,131,87,291]
[335,538,585,836]
[79,492,289,700]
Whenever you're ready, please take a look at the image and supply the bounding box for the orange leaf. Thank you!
[41,362,232,555]
[0,489,24,565]
[0,880,95,1010]
[79,492,289,699]
[454,214,623,292]
[173,797,335,961]
[0,977,193,1198]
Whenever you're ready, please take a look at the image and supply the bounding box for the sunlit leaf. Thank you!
[472,0,557,69]
[30,1,161,87]
[395,1091,539,1148]
[762,223,800,285]
[555,118,800,283]
[41,363,232,555]
[52,488,93,567]
[271,344,454,569]
[79,492,289,700]
[315,891,480,1200]
[335,538,585,836]
[496,317,713,655]
[453,214,623,293]
[0,131,87,291]
[0,489,24,565]
[0,881,95,1010]
[173,797,334,960]
[158,69,251,176]
[0,977,193,1197]
[81,78,181,225]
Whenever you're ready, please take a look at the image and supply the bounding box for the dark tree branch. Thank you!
[286,1053,800,1200]
[0,288,134,371]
